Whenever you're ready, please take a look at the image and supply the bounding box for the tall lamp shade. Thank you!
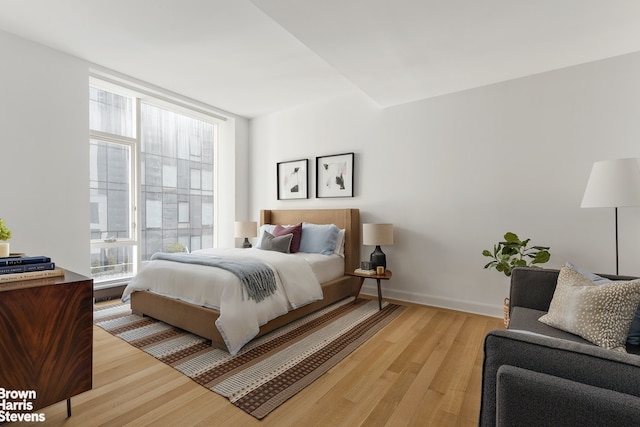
[581,158,640,274]
[362,223,394,269]
[234,221,257,248]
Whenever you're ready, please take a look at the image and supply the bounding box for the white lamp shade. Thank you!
[581,158,640,208]
[362,223,394,246]
[234,221,257,238]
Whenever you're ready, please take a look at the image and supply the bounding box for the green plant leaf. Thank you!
[482,249,492,257]
[532,251,551,264]
[501,246,518,256]
[0,218,11,241]
[503,232,520,243]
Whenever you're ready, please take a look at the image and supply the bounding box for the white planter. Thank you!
[0,242,9,258]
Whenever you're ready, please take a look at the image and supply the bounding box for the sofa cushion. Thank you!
[538,265,640,351]
[509,307,593,345]
[509,306,640,355]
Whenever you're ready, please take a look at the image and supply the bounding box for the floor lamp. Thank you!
[581,158,640,274]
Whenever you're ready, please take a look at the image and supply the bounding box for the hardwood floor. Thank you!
[15,299,503,427]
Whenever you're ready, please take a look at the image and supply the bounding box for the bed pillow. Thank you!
[255,224,277,249]
[538,265,640,351]
[565,261,640,346]
[299,223,340,255]
[273,223,302,253]
[258,231,293,253]
[333,229,346,257]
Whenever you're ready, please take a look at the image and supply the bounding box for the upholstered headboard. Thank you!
[260,208,360,274]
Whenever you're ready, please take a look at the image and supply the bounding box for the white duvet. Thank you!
[122,248,323,355]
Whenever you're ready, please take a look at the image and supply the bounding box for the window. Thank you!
[89,82,218,286]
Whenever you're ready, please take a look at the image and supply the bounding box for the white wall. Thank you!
[0,30,90,275]
[217,114,251,249]
[250,52,640,317]
[0,30,251,276]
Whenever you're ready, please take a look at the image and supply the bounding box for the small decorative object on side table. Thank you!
[0,218,12,258]
[347,269,393,310]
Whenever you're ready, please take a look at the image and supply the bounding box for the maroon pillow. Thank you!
[273,223,302,253]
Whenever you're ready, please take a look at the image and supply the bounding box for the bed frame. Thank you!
[130,208,360,351]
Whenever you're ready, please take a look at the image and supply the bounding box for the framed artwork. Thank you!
[277,159,309,200]
[316,152,354,198]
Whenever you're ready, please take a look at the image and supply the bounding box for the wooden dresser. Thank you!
[0,269,93,416]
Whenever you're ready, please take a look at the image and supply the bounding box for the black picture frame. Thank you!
[316,152,354,198]
[277,159,309,200]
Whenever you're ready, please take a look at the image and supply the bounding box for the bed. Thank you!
[126,208,360,354]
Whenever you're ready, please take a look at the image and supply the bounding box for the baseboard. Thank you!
[360,283,503,318]
[93,282,503,317]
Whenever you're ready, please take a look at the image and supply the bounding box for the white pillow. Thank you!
[333,229,346,257]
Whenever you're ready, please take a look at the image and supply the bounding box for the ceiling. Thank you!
[1,0,640,118]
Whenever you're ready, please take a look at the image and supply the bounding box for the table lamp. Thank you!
[362,223,394,269]
[234,221,257,248]
[581,158,640,274]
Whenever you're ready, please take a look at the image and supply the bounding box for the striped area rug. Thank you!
[94,298,404,419]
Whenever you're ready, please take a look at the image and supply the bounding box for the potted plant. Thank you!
[0,218,12,258]
[482,232,550,326]
[482,232,550,277]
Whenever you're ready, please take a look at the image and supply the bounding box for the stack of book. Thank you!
[354,268,377,275]
[0,255,64,283]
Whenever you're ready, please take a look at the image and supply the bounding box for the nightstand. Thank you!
[347,269,393,310]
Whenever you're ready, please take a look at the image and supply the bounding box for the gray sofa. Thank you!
[480,267,640,426]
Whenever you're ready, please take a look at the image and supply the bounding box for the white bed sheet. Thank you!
[293,252,344,284]
[121,248,340,355]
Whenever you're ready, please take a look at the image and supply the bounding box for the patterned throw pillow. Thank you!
[539,265,640,352]
[565,261,640,345]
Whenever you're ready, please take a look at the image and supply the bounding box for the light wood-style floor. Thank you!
[17,299,503,427]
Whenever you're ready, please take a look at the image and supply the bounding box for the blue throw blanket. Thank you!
[150,252,277,303]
